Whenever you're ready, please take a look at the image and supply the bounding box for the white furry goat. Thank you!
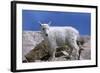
[40,23,80,61]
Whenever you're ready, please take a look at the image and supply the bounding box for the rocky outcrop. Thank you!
[22,31,43,60]
[22,31,91,62]
[25,40,49,62]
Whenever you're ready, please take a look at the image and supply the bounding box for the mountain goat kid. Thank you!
[40,23,80,61]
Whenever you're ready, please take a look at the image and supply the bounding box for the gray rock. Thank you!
[22,31,91,62]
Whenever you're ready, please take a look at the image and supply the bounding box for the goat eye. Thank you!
[42,28,45,30]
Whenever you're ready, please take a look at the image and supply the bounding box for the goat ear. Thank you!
[38,21,41,24]
[48,21,51,26]
[40,23,42,26]
[38,21,42,26]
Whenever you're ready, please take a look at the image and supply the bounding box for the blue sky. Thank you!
[22,10,91,35]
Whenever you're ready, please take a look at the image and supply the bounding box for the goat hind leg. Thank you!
[70,39,80,60]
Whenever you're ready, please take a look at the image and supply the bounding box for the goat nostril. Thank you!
[45,34,48,36]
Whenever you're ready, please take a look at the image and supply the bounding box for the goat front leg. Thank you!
[48,48,56,61]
